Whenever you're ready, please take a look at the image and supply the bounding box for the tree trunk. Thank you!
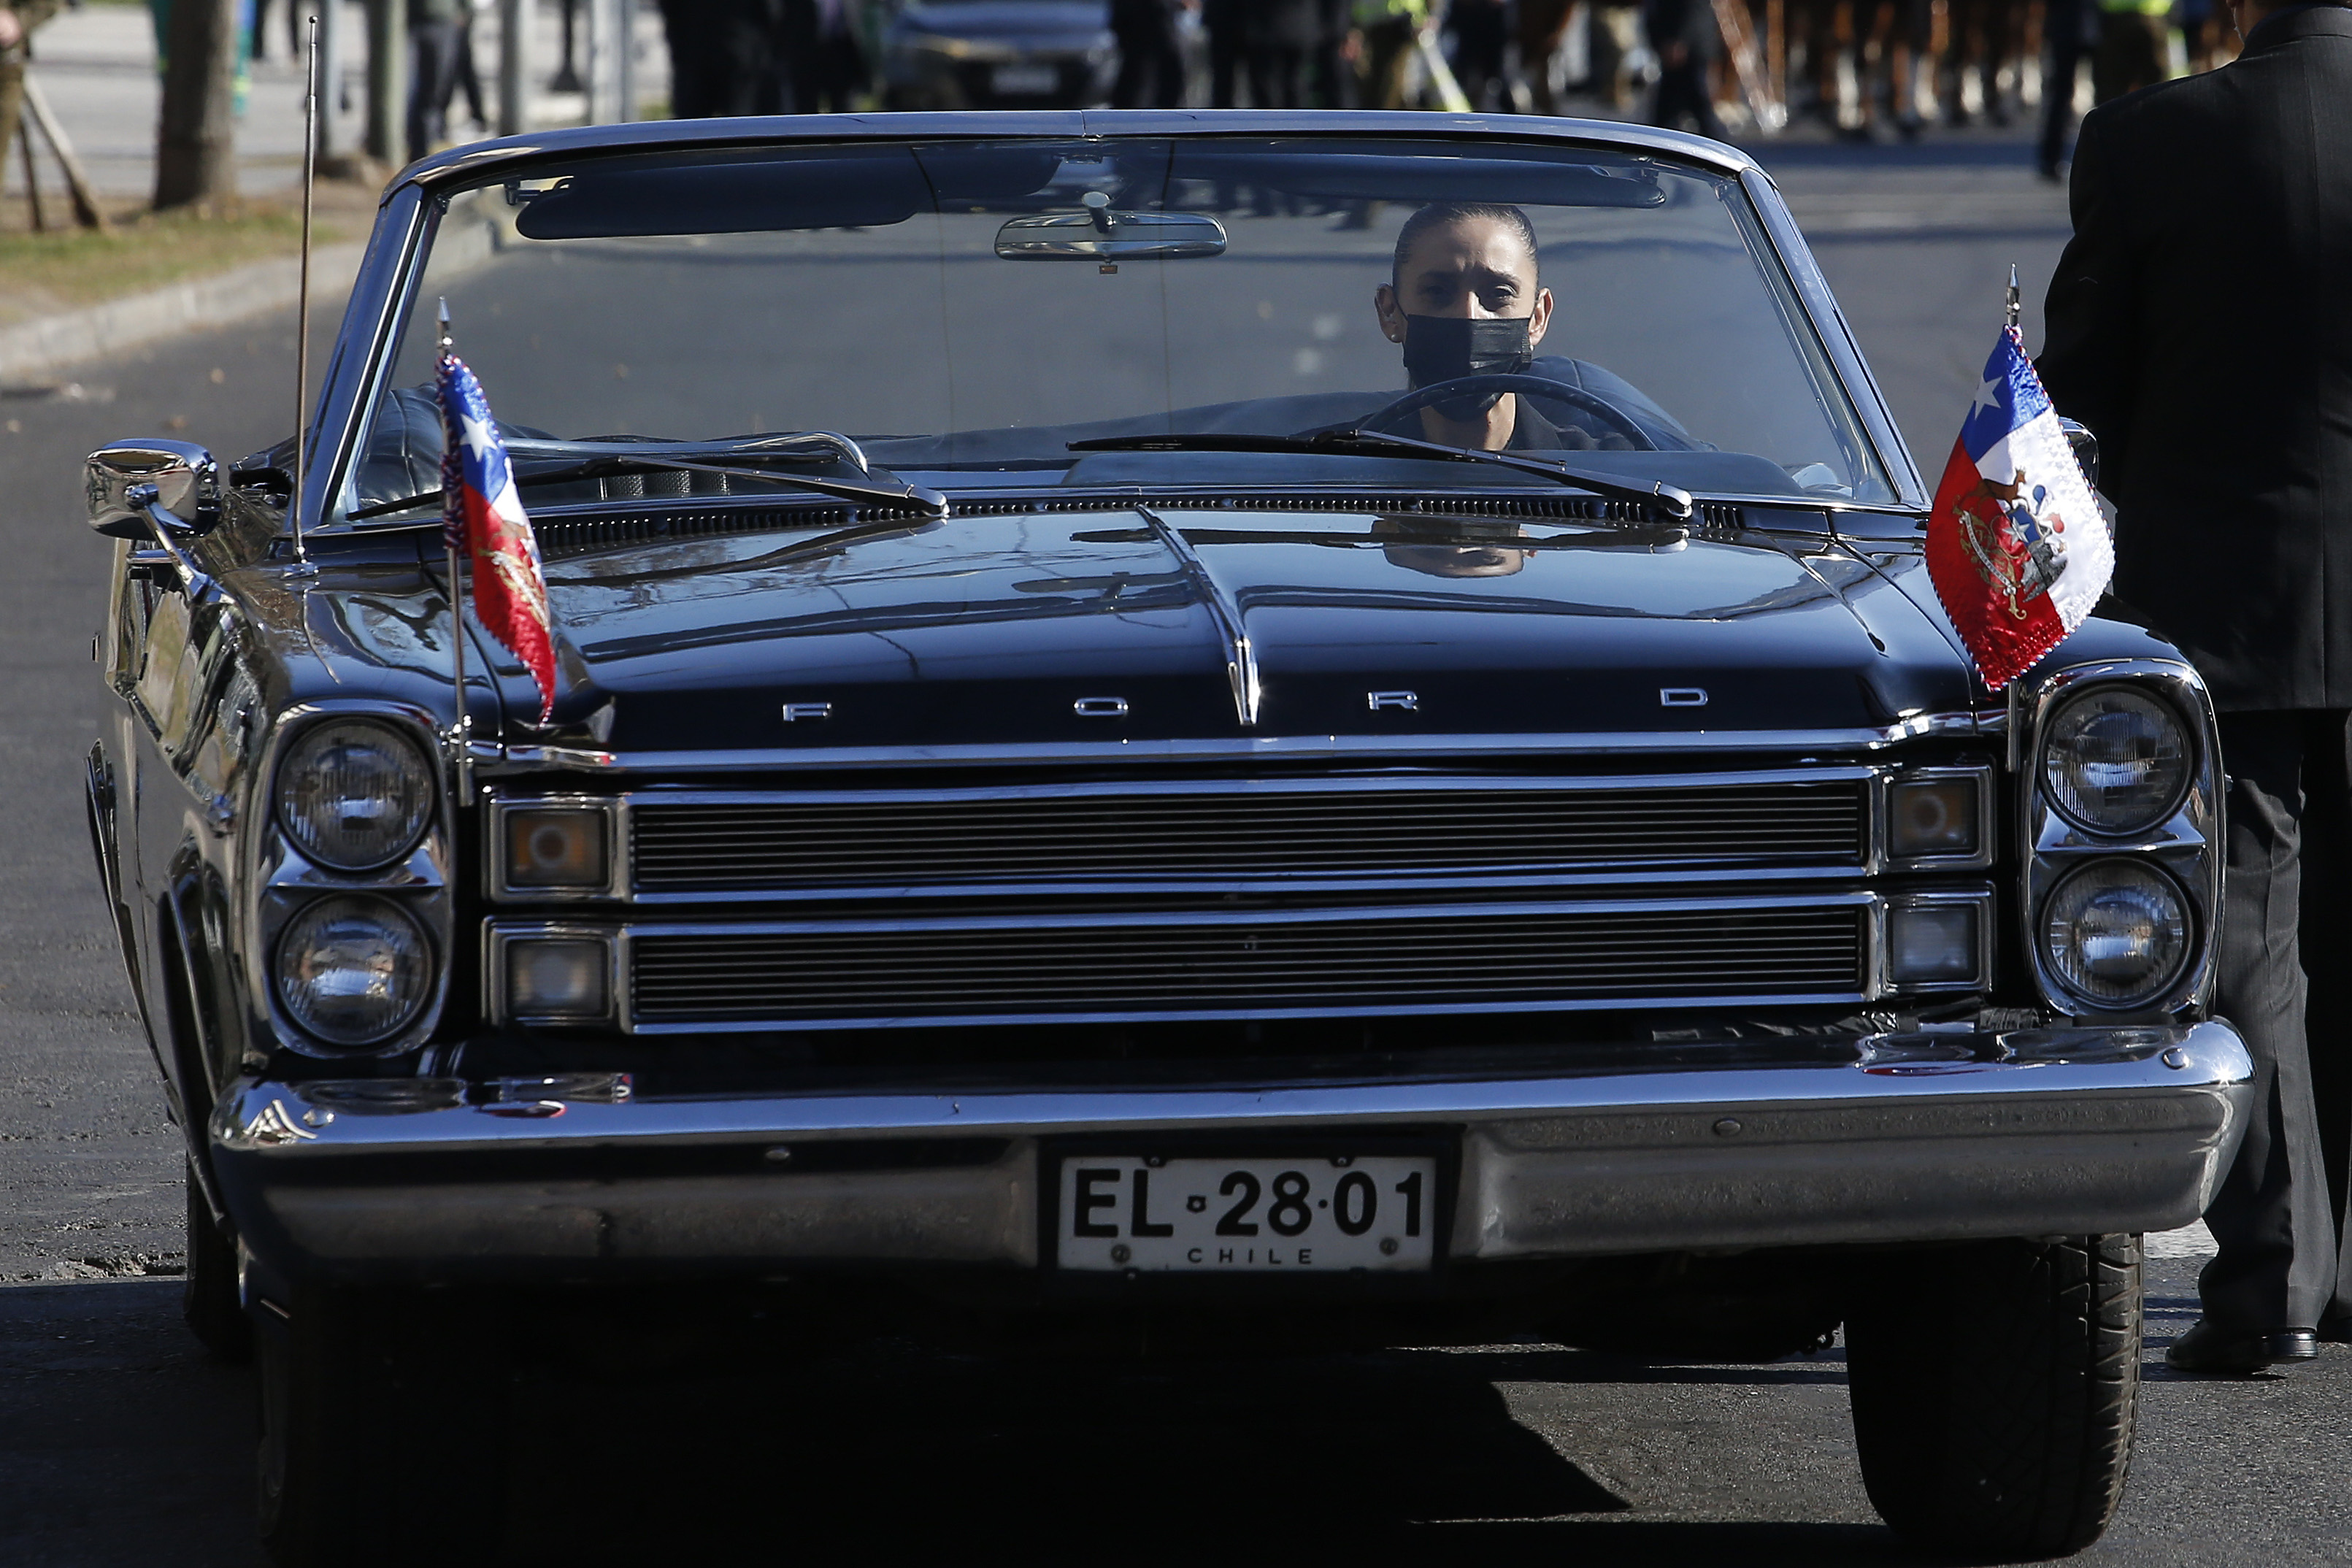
[155,0,238,210]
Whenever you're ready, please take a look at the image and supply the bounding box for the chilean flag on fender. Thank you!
[1925,326,2113,691]
[437,350,557,723]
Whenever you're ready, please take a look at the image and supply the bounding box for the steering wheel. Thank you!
[1358,374,1658,451]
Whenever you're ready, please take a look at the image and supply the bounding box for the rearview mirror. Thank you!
[85,439,219,540]
[996,199,1227,261]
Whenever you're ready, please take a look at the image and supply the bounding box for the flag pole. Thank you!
[290,14,320,574]
[2005,263,2021,334]
[439,299,473,794]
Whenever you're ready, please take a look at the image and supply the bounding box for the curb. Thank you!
[0,241,369,384]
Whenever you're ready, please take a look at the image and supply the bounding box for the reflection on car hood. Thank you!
[310,506,1964,753]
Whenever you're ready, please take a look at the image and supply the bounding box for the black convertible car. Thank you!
[82,111,2247,1564]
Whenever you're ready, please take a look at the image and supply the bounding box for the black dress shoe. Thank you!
[2166,1319,2321,1373]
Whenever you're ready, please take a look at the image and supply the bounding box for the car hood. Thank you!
[415,505,1976,754]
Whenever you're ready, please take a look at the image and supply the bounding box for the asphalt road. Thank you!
[1,126,2344,1566]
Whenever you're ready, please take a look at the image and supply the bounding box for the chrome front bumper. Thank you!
[211,1023,2253,1284]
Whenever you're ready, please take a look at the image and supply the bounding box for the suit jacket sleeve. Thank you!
[2037,110,2142,499]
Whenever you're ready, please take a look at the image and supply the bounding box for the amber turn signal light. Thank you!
[506,808,610,890]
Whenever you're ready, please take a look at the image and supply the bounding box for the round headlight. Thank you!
[274,719,434,870]
[274,895,432,1046]
[2041,686,2191,835]
[2040,860,2191,1010]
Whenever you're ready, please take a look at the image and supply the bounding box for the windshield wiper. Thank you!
[349,439,945,523]
[1069,429,1696,522]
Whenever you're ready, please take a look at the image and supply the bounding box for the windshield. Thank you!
[347,137,1896,522]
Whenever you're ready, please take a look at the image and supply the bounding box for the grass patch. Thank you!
[0,200,361,328]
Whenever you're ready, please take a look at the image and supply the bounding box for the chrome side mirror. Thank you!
[86,439,220,540]
[2058,418,2099,493]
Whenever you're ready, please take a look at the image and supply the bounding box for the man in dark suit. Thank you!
[2040,0,2352,1375]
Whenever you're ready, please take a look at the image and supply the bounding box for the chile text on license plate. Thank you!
[1056,1156,1437,1272]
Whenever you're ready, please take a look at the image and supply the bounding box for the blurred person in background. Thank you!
[1520,0,1579,112]
[1250,0,1321,106]
[1204,0,1243,103]
[1112,0,1185,107]
[783,0,866,111]
[1643,0,1725,135]
[146,0,255,113]
[1447,0,1511,109]
[2040,0,2098,177]
[1945,0,2022,123]
[0,0,61,188]
[661,0,785,117]
[250,0,299,61]
[1351,0,1426,109]
[408,0,462,160]
[2094,0,2172,99]
[442,0,490,139]
[1313,0,1352,106]
[1848,0,1930,139]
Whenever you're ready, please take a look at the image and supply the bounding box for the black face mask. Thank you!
[1400,314,1535,420]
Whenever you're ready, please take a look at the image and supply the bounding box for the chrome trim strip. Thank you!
[392,112,1765,196]
[213,1020,2251,1158]
[1140,505,1258,727]
[309,186,432,543]
[483,719,1991,777]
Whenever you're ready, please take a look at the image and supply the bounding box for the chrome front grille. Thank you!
[624,899,1869,1030]
[627,775,1867,896]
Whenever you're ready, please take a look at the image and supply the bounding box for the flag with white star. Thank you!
[1925,326,2111,691]
[438,352,556,723]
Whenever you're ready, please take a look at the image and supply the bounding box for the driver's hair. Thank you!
[1391,202,1541,289]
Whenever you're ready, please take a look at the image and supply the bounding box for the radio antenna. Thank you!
[290,13,320,572]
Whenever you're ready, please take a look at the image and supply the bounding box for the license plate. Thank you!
[991,64,1060,96]
[1055,1156,1437,1272]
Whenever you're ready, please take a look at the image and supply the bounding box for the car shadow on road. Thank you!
[490,1328,1912,1565]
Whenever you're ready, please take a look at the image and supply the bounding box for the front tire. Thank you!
[182,1161,251,1361]
[1846,1234,2140,1559]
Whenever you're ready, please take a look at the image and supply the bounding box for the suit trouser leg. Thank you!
[2294,712,2352,1329]
[2202,709,2340,1334]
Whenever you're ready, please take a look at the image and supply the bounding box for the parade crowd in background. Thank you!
[637,0,2251,180]
[0,0,2256,191]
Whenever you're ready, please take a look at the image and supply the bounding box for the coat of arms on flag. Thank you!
[1925,326,2113,691]
[437,349,557,723]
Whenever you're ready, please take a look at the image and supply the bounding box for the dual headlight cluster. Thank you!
[2034,685,2197,1013]
[269,719,439,1049]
